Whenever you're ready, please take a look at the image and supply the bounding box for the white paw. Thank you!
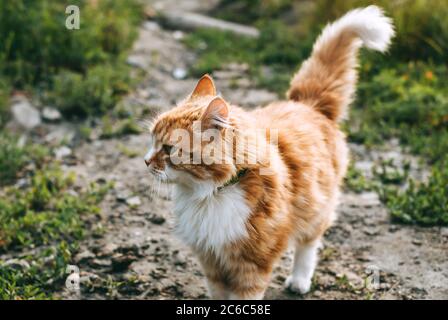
[284,276,311,294]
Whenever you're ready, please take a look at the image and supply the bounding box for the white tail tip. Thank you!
[328,5,395,52]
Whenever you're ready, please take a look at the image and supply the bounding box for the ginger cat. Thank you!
[144,6,394,299]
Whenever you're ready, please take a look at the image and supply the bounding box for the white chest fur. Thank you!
[173,183,252,253]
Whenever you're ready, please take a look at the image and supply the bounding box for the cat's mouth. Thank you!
[149,168,169,182]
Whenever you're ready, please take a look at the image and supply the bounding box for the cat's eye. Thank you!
[162,144,173,154]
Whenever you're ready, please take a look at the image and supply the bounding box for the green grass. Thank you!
[352,63,448,162]
[0,166,111,251]
[49,64,134,118]
[0,0,142,119]
[349,63,448,226]
[100,116,142,139]
[187,1,448,226]
[344,165,375,194]
[380,165,448,226]
[0,133,49,186]
[0,80,10,127]
[0,165,111,299]
[0,0,142,86]
[0,241,77,299]
[0,2,139,298]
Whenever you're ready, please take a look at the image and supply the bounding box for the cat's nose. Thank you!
[144,159,151,167]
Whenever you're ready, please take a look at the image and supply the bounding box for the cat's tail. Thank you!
[287,6,394,122]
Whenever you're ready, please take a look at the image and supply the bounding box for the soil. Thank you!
[13,0,448,300]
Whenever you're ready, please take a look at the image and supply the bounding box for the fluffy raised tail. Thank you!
[287,6,394,122]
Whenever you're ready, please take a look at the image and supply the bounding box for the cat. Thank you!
[144,6,394,299]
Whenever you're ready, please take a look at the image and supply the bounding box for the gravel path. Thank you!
[59,1,448,300]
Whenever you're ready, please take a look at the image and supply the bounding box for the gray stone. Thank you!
[159,11,260,38]
[126,196,142,207]
[172,67,187,80]
[44,125,76,145]
[97,243,119,257]
[127,55,148,69]
[54,146,72,159]
[79,272,99,284]
[88,259,111,268]
[148,214,166,225]
[42,107,62,121]
[441,228,448,237]
[359,192,381,207]
[3,259,31,270]
[116,189,133,202]
[143,21,160,31]
[172,30,184,40]
[75,250,95,262]
[11,97,41,129]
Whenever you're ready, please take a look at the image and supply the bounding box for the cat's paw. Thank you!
[284,276,311,294]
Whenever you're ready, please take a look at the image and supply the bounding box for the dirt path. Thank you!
[61,2,448,300]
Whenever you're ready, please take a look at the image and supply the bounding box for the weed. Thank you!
[0,166,111,251]
[0,133,49,186]
[0,0,142,118]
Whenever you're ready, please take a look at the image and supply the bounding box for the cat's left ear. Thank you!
[201,97,229,129]
[191,74,216,98]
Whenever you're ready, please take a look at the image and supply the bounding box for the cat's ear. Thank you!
[191,74,216,98]
[201,97,229,129]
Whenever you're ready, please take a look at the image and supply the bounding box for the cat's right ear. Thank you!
[190,74,216,98]
[201,97,229,130]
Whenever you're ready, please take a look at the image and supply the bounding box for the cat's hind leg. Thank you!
[206,278,230,300]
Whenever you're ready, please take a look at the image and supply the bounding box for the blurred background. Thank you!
[0,0,447,300]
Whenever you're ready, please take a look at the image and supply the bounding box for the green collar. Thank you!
[217,168,249,191]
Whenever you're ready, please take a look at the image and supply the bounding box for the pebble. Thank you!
[116,190,132,202]
[80,272,99,284]
[15,178,29,189]
[143,21,160,31]
[172,30,184,40]
[11,96,41,129]
[363,227,380,236]
[75,250,95,262]
[389,225,399,232]
[98,243,119,257]
[172,252,187,267]
[313,290,322,297]
[66,189,79,197]
[172,68,187,80]
[88,258,111,268]
[42,107,62,121]
[44,125,76,144]
[126,196,142,207]
[127,55,147,69]
[359,192,381,207]
[148,214,166,225]
[54,146,72,159]
[3,259,30,270]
